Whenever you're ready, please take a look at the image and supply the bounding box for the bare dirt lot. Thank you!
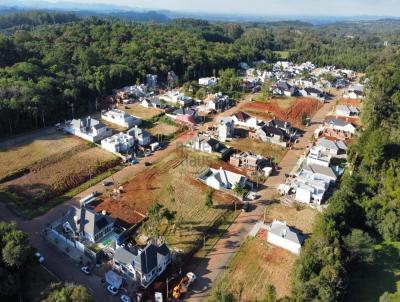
[96,150,238,253]
[0,132,86,181]
[337,98,362,106]
[227,137,287,164]
[148,122,177,137]
[242,98,323,127]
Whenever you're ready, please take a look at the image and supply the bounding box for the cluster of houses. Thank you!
[56,204,171,289]
[64,109,152,157]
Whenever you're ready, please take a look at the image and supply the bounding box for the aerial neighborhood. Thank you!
[2,7,395,302]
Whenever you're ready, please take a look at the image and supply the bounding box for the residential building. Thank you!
[199,77,218,87]
[146,74,158,89]
[255,125,288,147]
[274,81,297,96]
[217,117,235,142]
[65,116,112,143]
[205,93,232,111]
[101,132,134,154]
[199,167,248,191]
[231,111,258,129]
[323,117,356,139]
[161,91,194,107]
[267,220,304,255]
[127,125,151,146]
[343,84,364,99]
[267,118,295,137]
[62,206,114,243]
[306,146,331,167]
[101,109,141,128]
[113,243,171,288]
[230,151,271,172]
[299,87,326,101]
[316,138,347,156]
[335,105,360,117]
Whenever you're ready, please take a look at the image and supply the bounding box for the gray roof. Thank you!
[114,247,136,266]
[260,125,286,138]
[134,244,157,274]
[269,118,292,130]
[336,105,360,114]
[64,207,114,238]
[317,138,347,151]
[325,117,353,127]
[303,164,337,180]
[269,221,304,245]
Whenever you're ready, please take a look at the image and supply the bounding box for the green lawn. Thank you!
[273,50,290,59]
[347,241,400,301]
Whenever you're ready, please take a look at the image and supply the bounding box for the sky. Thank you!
[44,0,400,16]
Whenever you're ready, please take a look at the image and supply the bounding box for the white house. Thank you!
[101,132,134,154]
[335,105,360,117]
[267,220,304,255]
[200,167,248,191]
[306,146,331,167]
[231,111,258,129]
[343,84,364,99]
[217,117,235,142]
[199,77,218,87]
[127,125,151,146]
[161,91,193,107]
[316,138,347,156]
[324,117,357,138]
[113,243,171,288]
[101,109,141,128]
[65,116,112,143]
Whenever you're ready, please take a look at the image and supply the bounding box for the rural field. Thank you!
[0,132,118,217]
[123,103,163,120]
[242,97,323,127]
[96,149,238,253]
[211,202,318,300]
[0,132,86,181]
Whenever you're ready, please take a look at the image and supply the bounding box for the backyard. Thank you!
[96,149,238,254]
[123,103,163,120]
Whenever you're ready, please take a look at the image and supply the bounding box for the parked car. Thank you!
[103,180,113,187]
[107,285,118,296]
[81,266,91,275]
[34,252,45,263]
[242,202,250,212]
[121,295,131,302]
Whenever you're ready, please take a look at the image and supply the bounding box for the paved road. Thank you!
[185,101,335,301]
[0,131,195,302]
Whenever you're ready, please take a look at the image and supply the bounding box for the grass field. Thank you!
[347,241,400,302]
[273,50,290,59]
[148,122,177,137]
[228,137,287,164]
[210,202,318,300]
[219,237,297,300]
[123,103,163,120]
[0,132,86,181]
[96,150,238,254]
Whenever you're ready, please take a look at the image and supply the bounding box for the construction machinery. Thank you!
[172,272,196,300]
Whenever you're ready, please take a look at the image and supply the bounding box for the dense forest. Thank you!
[0,11,398,137]
[291,52,400,301]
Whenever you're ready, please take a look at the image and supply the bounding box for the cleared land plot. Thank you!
[148,122,177,137]
[123,104,163,120]
[0,132,86,181]
[228,137,287,164]
[243,98,323,127]
[212,202,317,300]
[96,150,238,253]
[221,237,297,300]
[337,98,362,107]
[348,241,400,302]
[1,146,117,217]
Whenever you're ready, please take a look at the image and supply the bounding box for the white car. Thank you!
[81,266,91,275]
[107,285,118,296]
[121,295,131,302]
[34,252,45,264]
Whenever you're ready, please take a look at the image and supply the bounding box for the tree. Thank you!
[44,284,94,302]
[343,229,375,265]
[232,183,248,199]
[301,112,308,126]
[261,81,272,101]
[205,188,213,208]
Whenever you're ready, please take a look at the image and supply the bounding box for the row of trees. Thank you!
[291,53,400,301]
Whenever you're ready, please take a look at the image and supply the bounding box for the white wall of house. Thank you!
[267,231,302,255]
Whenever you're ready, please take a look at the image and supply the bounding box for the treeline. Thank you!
[0,10,79,30]
[0,13,396,137]
[291,54,400,301]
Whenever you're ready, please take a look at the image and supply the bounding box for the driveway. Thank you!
[184,100,335,301]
